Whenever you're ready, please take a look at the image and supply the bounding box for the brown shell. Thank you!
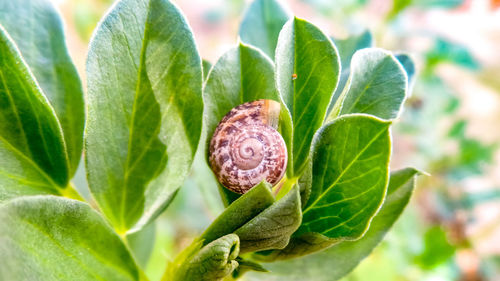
[208,100,288,194]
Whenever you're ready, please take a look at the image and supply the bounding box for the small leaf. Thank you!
[254,232,334,262]
[85,0,203,232]
[276,17,340,175]
[297,114,391,239]
[336,48,407,120]
[0,0,85,175]
[164,234,240,281]
[327,30,374,115]
[200,182,275,245]
[0,196,140,281]
[239,0,291,58]
[0,26,70,200]
[252,168,418,280]
[235,185,302,253]
[232,257,268,279]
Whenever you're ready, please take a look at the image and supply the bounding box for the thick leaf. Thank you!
[200,182,275,245]
[0,0,85,175]
[0,196,139,281]
[164,234,240,281]
[202,43,281,204]
[239,0,291,58]
[336,48,407,120]
[86,0,203,232]
[276,17,340,175]
[297,114,392,239]
[0,26,70,200]
[249,168,418,280]
[327,30,374,115]
[395,53,416,93]
[235,185,302,253]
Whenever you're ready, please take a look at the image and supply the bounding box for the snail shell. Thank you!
[209,100,288,194]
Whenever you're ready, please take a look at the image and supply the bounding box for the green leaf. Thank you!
[414,226,456,269]
[239,0,291,58]
[276,17,340,175]
[232,257,268,279]
[0,0,85,175]
[0,26,70,200]
[202,59,212,80]
[395,53,416,93]
[336,48,407,120]
[200,182,275,245]
[202,42,281,204]
[203,42,280,150]
[235,185,302,253]
[328,30,374,115]
[126,222,156,269]
[0,196,139,281]
[85,0,203,232]
[164,234,240,281]
[297,114,391,239]
[251,168,418,280]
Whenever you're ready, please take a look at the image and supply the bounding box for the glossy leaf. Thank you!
[86,0,203,232]
[297,114,392,239]
[276,17,340,175]
[0,196,139,281]
[202,43,281,204]
[235,185,302,253]
[164,234,240,281]
[239,0,291,58]
[328,30,374,115]
[250,168,418,280]
[337,48,407,120]
[0,0,85,175]
[0,26,70,201]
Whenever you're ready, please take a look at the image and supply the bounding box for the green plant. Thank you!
[0,0,420,280]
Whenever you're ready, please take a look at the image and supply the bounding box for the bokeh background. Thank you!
[53,0,500,280]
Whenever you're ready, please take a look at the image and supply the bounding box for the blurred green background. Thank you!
[54,0,500,280]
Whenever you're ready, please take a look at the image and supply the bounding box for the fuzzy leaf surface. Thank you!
[85,0,203,232]
[338,48,407,120]
[297,114,391,239]
[0,196,139,281]
[200,182,275,245]
[327,31,373,115]
[276,17,340,175]
[0,26,69,201]
[0,0,84,175]
[250,168,418,280]
[235,185,301,253]
[165,234,240,281]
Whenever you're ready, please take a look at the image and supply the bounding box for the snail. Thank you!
[209,99,288,194]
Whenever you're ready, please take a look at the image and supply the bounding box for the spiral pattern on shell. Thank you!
[209,100,288,194]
